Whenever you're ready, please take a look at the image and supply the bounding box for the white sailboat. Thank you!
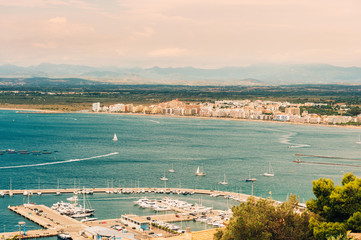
[168,164,175,173]
[219,174,228,185]
[37,177,42,195]
[160,169,168,181]
[56,178,61,195]
[263,162,274,177]
[195,163,206,176]
[9,178,13,197]
[356,135,361,144]
[112,133,118,141]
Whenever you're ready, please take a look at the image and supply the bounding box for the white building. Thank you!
[92,102,101,112]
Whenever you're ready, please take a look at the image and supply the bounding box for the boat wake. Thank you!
[288,144,310,148]
[149,120,160,124]
[279,133,310,148]
[0,152,119,169]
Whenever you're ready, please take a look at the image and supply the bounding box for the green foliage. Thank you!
[347,212,361,232]
[308,173,361,239]
[214,196,314,240]
[309,217,347,239]
[326,231,353,240]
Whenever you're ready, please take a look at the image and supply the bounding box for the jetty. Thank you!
[0,187,250,200]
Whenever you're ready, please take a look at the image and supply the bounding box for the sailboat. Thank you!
[195,163,206,176]
[112,133,118,141]
[245,172,256,182]
[56,178,61,195]
[168,164,175,173]
[219,174,228,185]
[160,169,168,181]
[9,178,13,197]
[37,177,42,195]
[263,162,275,177]
[356,135,361,144]
[71,187,94,218]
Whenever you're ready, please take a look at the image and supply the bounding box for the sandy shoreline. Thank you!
[1,107,360,129]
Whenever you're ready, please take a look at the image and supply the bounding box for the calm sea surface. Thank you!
[0,110,360,231]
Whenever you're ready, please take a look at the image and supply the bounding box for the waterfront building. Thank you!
[285,107,301,115]
[120,215,150,232]
[84,226,135,240]
[92,102,101,112]
[274,115,290,121]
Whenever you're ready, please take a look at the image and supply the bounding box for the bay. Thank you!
[1,110,360,231]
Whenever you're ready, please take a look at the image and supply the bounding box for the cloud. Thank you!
[149,48,190,57]
[49,17,67,24]
[33,42,57,49]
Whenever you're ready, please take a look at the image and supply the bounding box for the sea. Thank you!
[0,110,360,232]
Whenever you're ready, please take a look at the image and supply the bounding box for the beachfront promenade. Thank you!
[1,187,251,240]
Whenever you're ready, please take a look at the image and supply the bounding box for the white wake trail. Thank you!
[0,152,119,169]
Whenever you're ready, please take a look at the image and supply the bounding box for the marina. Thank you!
[1,187,250,240]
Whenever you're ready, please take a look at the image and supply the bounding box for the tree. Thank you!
[307,173,361,239]
[214,195,314,240]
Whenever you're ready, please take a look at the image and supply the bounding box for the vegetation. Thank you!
[214,195,314,240]
[306,173,361,239]
[0,84,361,112]
[215,173,361,240]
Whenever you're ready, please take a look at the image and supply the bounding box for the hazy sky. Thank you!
[1,0,360,68]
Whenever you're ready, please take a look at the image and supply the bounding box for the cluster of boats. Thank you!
[51,191,97,221]
[152,220,184,233]
[0,149,55,155]
[194,209,231,228]
[134,197,213,214]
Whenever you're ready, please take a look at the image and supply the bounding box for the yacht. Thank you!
[219,174,228,185]
[112,133,118,141]
[195,164,206,176]
[168,164,175,173]
[245,172,256,182]
[160,169,168,181]
[263,162,275,177]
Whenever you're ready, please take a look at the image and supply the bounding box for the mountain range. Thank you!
[0,63,360,86]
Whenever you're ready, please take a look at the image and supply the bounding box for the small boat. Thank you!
[112,133,118,141]
[67,195,78,202]
[168,164,175,173]
[72,212,92,218]
[245,172,256,182]
[263,162,275,177]
[0,191,4,197]
[9,178,13,197]
[43,151,52,154]
[160,169,168,181]
[57,233,72,240]
[195,163,206,176]
[219,173,228,185]
[356,135,361,144]
[37,177,42,195]
[80,217,98,222]
[56,178,61,195]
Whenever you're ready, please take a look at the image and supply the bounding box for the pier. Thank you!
[0,187,250,200]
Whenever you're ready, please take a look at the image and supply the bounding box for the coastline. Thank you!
[1,106,360,129]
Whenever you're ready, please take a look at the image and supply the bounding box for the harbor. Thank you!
[1,187,250,240]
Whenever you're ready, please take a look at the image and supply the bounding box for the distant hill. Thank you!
[0,77,103,87]
[0,63,360,86]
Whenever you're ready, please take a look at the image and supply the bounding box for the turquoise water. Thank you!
[0,110,361,231]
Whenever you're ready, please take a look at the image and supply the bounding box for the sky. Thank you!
[0,0,361,68]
